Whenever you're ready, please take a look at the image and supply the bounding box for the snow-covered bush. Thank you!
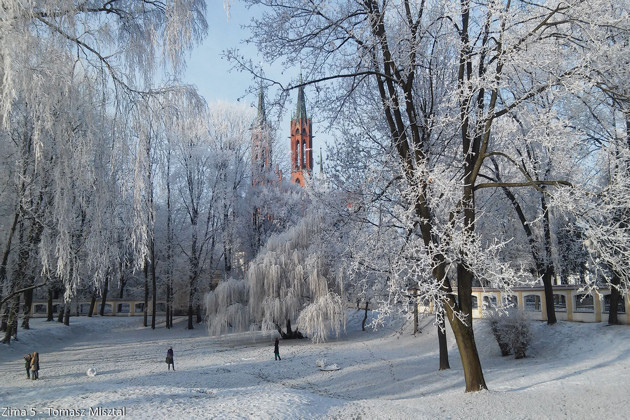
[487,309,532,359]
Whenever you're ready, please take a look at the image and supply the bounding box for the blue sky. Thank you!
[184,1,260,104]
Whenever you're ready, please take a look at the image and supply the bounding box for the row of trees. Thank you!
[0,1,279,341]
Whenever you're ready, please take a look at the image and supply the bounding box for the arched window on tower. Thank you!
[295,140,300,168]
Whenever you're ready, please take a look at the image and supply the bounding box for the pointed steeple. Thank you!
[255,83,266,126]
[294,74,307,120]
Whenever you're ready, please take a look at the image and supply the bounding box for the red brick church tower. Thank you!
[290,78,313,186]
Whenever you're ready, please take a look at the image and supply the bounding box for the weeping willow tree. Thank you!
[205,210,346,343]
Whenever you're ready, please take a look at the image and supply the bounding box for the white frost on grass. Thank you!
[1,312,629,419]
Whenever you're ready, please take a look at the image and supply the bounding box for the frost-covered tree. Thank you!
[0,0,209,332]
[206,202,347,343]
[231,0,630,391]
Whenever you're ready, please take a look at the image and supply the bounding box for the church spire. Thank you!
[295,74,307,120]
[290,74,313,187]
[255,83,266,126]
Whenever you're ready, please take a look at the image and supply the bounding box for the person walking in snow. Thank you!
[23,354,32,379]
[274,338,281,361]
[30,351,39,380]
[166,347,175,371]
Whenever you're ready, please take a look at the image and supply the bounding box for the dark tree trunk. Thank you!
[540,192,557,325]
[608,274,622,325]
[446,306,486,391]
[362,301,369,331]
[64,302,70,326]
[1,295,20,344]
[88,288,97,317]
[100,274,109,316]
[0,304,8,331]
[276,318,304,339]
[412,291,419,335]
[165,282,171,329]
[438,312,450,370]
[143,259,149,327]
[541,267,557,325]
[151,243,156,330]
[196,304,202,324]
[57,305,64,323]
[187,304,194,330]
[21,288,33,329]
[46,288,54,321]
[0,211,19,323]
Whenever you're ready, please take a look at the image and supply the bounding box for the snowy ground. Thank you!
[1,311,629,419]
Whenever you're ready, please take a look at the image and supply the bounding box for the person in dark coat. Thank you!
[23,354,32,379]
[30,351,39,380]
[166,347,175,371]
[274,338,281,361]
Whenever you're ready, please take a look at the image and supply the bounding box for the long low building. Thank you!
[27,285,628,324]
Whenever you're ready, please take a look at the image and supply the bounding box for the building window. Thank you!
[574,294,594,313]
[100,303,113,314]
[504,295,518,308]
[295,141,300,168]
[553,294,567,312]
[471,295,478,309]
[603,295,626,313]
[117,303,130,314]
[524,295,541,311]
[134,302,144,313]
[483,295,497,308]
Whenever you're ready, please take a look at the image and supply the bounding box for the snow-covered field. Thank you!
[1,311,629,419]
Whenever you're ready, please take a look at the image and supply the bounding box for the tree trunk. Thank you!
[166,146,173,329]
[166,282,171,329]
[88,288,97,317]
[187,304,194,330]
[196,304,202,324]
[0,211,19,324]
[57,305,64,323]
[151,241,156,330]
[100,274,109,316]
[438,312,450,370]
[0,304,8,331]
[21,288,33,329]
[143,259,148,327]
[608,273,621,325]
[1,295,20,344]
[46,288,53,321]
[446,306,486,391]
[63,301,70,326]
[362,301,369,331]
[412,292,419,335]
[540,192,557,325]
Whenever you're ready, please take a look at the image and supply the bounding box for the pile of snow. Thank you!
[86,367,97,377]
[1,311,629,419]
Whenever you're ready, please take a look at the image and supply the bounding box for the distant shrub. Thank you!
[487,309,531,359]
